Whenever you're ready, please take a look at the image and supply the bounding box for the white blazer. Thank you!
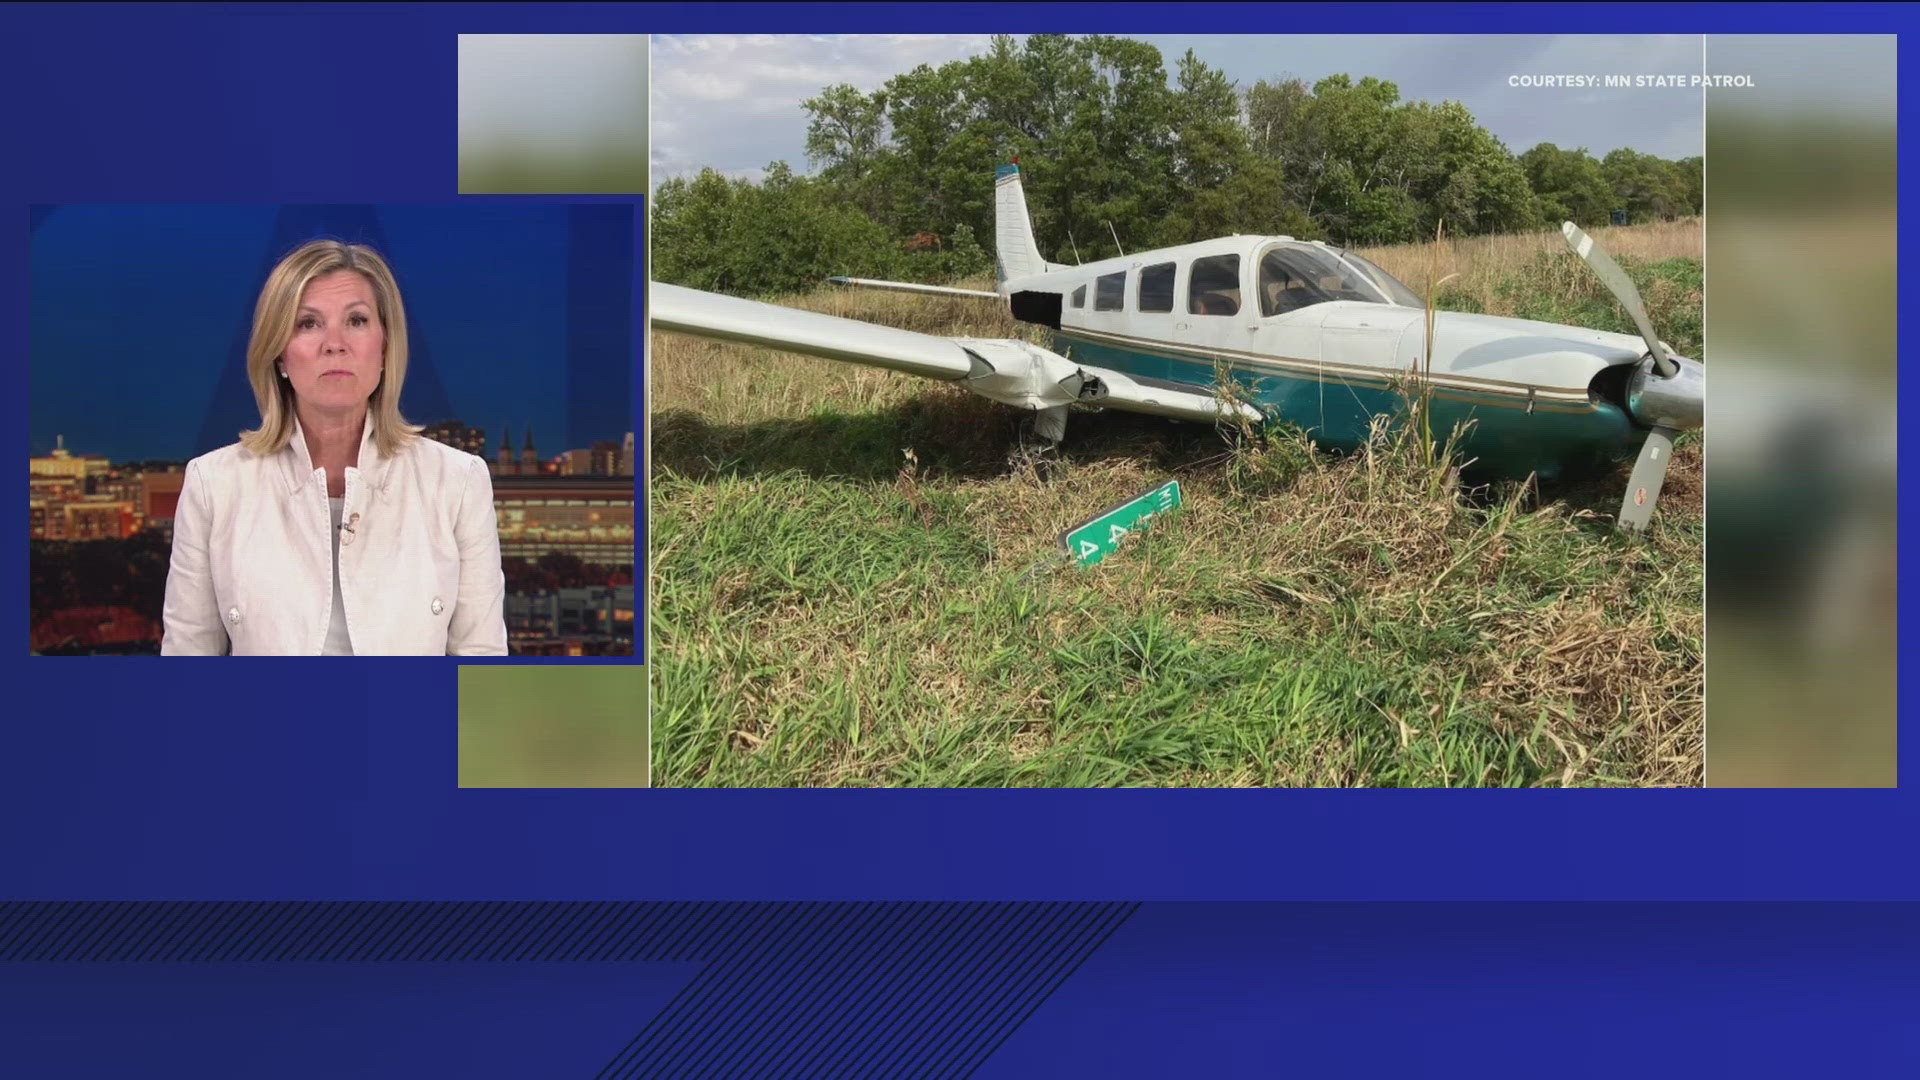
[162,421,508,656]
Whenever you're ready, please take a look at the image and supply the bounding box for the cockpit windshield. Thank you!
[1334,249,1425,308]
[1257,244,1424,315]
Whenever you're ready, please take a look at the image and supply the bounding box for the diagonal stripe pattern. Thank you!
[0,901,1136,1078]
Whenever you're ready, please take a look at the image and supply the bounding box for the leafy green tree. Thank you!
[1669,155,1703,215]
[1603,147,1688,222]
[804,83,888,181]
[649,168,742,292]
[651,163,902,296]
[1159,50,1305,241]
[803,82,891,217]
[656,36,1703,295]
[1247,76,1535,243]
[1416,101,1539,236]
[1245,76,1323,217]
[1520,143,1615,226]
[795,35,1274,263]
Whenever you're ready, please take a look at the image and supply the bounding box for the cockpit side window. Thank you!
[1188,254,1241,316]
[1258,247,1384,316]
[1094,271,1126,312]
[1071,284,1086,309]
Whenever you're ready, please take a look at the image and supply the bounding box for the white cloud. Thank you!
[651,35,999,184]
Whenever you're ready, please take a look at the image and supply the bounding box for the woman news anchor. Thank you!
[162,240,508,655]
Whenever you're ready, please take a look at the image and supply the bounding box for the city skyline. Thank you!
[30,417,639,553]
[29,422,638,656]
[30,419,638,471]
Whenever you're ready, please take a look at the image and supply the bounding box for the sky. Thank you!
[460,35,649,159]
[651,34,1710,186]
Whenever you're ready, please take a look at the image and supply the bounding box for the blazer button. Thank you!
[431,597,445,616]
[226,607,241,625]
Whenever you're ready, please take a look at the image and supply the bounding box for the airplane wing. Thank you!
[827,276,1001,299]
[651,282,1261,428]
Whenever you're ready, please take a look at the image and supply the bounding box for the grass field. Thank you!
[650,221,1703,788]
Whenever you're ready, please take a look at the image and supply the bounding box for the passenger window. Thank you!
[1072,284,1086,309]
[1187,255,1241,316]
[1137,262,1175,313]
[1094,271,1126,312]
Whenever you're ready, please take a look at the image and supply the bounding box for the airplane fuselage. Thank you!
[1001,235,1659,479]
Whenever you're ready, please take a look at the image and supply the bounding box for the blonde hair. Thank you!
[240,239,421,458]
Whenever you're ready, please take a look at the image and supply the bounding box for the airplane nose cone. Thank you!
[1627,355,1704,430]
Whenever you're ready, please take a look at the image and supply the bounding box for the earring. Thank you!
[278,368,289,379]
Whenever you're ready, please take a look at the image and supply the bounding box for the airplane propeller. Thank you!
[1559,221,1702,531]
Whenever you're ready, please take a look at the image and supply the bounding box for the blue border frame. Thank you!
[1,4,1913,1073]
[1,0,1907,902]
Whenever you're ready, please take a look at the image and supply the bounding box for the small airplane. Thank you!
[652,162,1703,529]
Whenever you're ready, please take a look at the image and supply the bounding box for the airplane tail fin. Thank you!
[994,162,1051,284]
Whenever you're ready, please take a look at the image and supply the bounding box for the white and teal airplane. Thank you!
[652,162,1702,530]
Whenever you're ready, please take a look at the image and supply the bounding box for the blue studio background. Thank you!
[3,4,1917,1077]
[30,204,635,467]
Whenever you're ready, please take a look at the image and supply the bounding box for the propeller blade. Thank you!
[1560,221,1677,378]
[1617,425,1678,532]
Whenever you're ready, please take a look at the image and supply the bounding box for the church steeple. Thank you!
[520,424,539,473]
[497,422,515,476]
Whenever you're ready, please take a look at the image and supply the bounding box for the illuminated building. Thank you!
[30,474,138,541]
[552,439,629,477]
[491,475,635,564]
[61,501,138,541]
[30,476,79,505]
[495,422,516,477]
[30,476,79,539]
[30,435,110,481]
[141,469,185,534]
[421,420,488,458]
[505,585,636,656]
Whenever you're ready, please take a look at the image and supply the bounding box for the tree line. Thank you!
[652,35,1702,296]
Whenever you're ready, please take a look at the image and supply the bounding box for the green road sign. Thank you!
[1060,480,1183,567]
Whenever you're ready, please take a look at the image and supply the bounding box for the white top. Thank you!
[323,496,353,656]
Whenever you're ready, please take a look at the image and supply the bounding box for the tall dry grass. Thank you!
[1357,217,1702,321]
